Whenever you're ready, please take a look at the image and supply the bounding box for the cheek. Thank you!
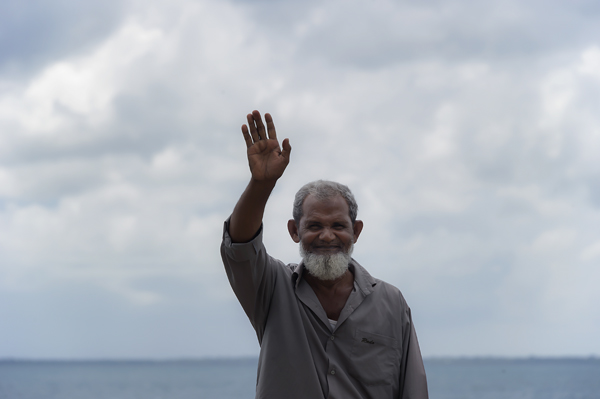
[340,232,356,244]
[300,233,319,247]
[301,233,316,243]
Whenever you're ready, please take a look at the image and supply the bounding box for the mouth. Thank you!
[311,245,343,254]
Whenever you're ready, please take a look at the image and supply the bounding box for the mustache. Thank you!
[300,242,354,255]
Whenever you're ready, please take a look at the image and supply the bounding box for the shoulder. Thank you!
[352,260,408,307]
[375,279,409,310]
[353,260,410,311]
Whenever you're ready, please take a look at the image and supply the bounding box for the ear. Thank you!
[287,219,300,243]
[352,220,364,243]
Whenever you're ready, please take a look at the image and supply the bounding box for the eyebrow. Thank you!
[304,220,348,226]
[304,220,322,225]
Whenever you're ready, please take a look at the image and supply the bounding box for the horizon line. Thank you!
[1,355,598,362]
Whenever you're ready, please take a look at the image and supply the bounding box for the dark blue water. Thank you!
[0,357,598,398]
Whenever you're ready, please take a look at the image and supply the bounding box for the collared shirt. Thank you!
[221,220,428,399]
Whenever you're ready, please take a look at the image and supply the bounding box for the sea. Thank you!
[0,357,598,399]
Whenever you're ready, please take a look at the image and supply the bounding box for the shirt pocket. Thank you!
[350,329,399,386]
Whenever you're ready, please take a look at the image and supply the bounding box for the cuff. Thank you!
[221,217,264,261]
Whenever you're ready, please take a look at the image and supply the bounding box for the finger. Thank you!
[241,125,253,148]
[246,113,260,143]
[281,138,291,162]
[252,110,266,140]
[265,113,277,141]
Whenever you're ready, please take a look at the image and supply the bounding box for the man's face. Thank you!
[288,194,363,255]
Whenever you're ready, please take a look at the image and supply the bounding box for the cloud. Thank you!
[239,0,600,68]
[1,0,600,358]
[0,0,131,77]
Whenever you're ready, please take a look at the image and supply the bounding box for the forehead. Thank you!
[301,194,351,223]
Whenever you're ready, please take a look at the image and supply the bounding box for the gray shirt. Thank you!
[221,220,428,399]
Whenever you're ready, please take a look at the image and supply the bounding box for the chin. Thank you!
[300,245,352,281]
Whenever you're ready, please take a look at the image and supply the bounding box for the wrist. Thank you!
[249,177,278,189]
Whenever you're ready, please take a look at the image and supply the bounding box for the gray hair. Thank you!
[293,180,358,224]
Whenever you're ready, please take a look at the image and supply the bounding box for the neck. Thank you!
[303,267,355,321]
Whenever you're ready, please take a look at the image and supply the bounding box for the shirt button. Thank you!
[330,369,336,375]
[330,335,335,341]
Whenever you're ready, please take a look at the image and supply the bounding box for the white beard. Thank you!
[300,243,353,281]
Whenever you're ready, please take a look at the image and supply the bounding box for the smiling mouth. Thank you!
[311,246,342,253]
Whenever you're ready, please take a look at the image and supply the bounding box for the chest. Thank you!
[313,288,353,321]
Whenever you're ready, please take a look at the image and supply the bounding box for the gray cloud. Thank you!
[1,0,599,358]
[239,0,600,69]
[0,0,130,79]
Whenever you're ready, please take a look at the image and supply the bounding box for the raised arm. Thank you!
[229,110,291,243]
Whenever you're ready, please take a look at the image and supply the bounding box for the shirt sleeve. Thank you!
[220,218,280,342]
[399,307,429,399]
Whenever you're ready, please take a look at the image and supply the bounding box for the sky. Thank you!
[1,0,599,360]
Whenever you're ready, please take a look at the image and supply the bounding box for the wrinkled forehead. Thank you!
[301,194,350,221]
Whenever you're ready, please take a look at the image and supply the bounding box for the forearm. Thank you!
[229,178,277,243]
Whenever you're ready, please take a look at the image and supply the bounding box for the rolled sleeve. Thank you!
[221,218,264,261]
[220,218,279,341]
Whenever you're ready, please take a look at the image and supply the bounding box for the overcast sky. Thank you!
[1,0,599,359]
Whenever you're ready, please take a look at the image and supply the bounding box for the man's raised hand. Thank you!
[229,110,291,242]
[242,110,291,182]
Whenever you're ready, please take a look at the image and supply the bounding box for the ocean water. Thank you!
[0,357,598,398]
[0,359,257,399]
[425,358,600,399]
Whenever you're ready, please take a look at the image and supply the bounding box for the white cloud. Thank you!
[0,22,164,136]
[530,228,577,253]
[1,0,600,358]
[581,240,600,262]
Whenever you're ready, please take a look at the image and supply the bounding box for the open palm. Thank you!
[242,111,291,182]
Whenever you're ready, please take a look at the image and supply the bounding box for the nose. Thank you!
[319,227,335,242]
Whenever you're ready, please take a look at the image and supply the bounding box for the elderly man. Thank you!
[221,110,428,399]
